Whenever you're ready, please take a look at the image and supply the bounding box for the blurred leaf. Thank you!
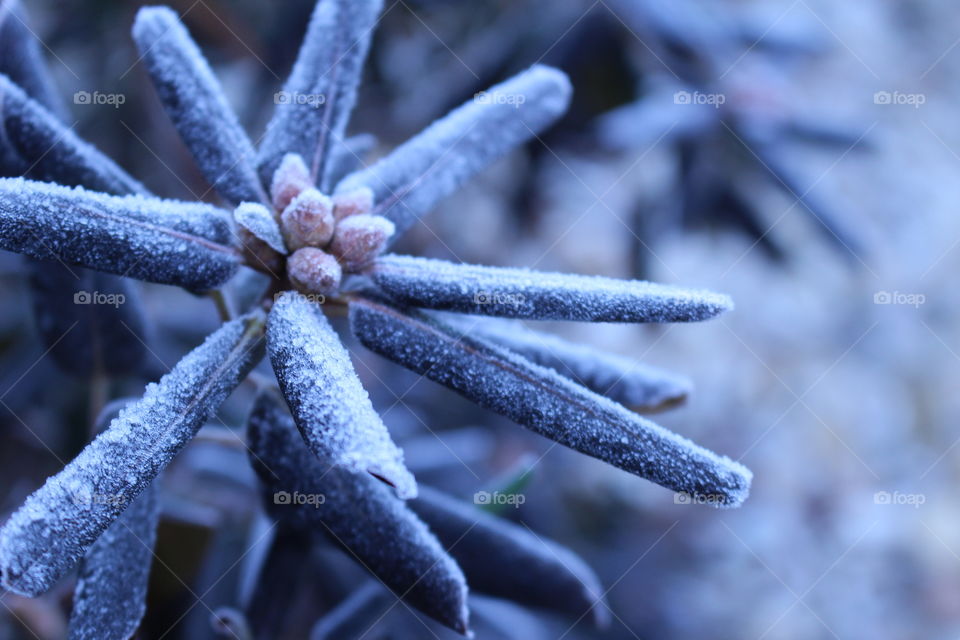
[411,486,608,627]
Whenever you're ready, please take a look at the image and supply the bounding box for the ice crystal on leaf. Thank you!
[0,0,752,634]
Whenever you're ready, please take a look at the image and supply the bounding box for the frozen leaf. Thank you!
[235,202,287,254]
[462,317,691,411]
[29,264,149,376]
[246,391,469,634]
[258,0,383,191]
[336,65,571,242]
[0,75,144,194]
[411,487,607,626]
[267,292,415,498]
[67,483,159,640]
[370,255,733,323]
[0,177,241,290]
[350,299,752,507]
[0,312,265,596]
[0,0,66,120]
[133,6,266,206]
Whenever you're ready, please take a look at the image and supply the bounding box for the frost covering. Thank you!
[235,202,287,254]
[267,292,416,498]
[247,391,469,633]
[0,75,145,194]
[371,254,733,322]
[0,312,265,596]
[461,316,692,411]
[336,65,571,241]
[258,0,383,191]
[0,178,240,290]
[133,6,266,206]
[412,487,608,626]
[350,299,752,507]
[67,483,159,640]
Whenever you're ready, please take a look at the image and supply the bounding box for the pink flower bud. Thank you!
[270,153,312,212]
[332,186,374,221]
[329,214,395,272]
[281,188,335,250]
[287,247,342,296]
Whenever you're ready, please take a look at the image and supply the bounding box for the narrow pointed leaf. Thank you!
[267,291,415,498]
[133,6,267,206]
[0,0,66,120]
[247,391,469,634]
[336,65,571,242]
[258,0,382,191]
[0,75,144,194]
[411,487,607,626]
[370,255,733,322]
[0,178,240,290]
[462,317,692,411]
[350,299,752,507]
[67,483,159,640]
[0,312,265,596]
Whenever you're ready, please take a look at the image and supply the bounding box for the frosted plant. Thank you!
[0,0,751,636]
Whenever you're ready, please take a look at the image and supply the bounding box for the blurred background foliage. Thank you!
[1,0,959,638]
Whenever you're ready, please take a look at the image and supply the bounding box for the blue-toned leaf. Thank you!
[336,65,571,242]
[370,255,733,323]
[235,202,287,254]
[0,312,265,596]
[0,178,240,290]
[67,483,159,640]
[247,390,469,634]
[267,291,415,498]
[411,486,607,626]
[133,6,267,206]
[29,264,148,376]
[0,75,144,194]
[349,298,752,507]
[462,317,691,411]
[0,0,66,119]
[258,0,382,192]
